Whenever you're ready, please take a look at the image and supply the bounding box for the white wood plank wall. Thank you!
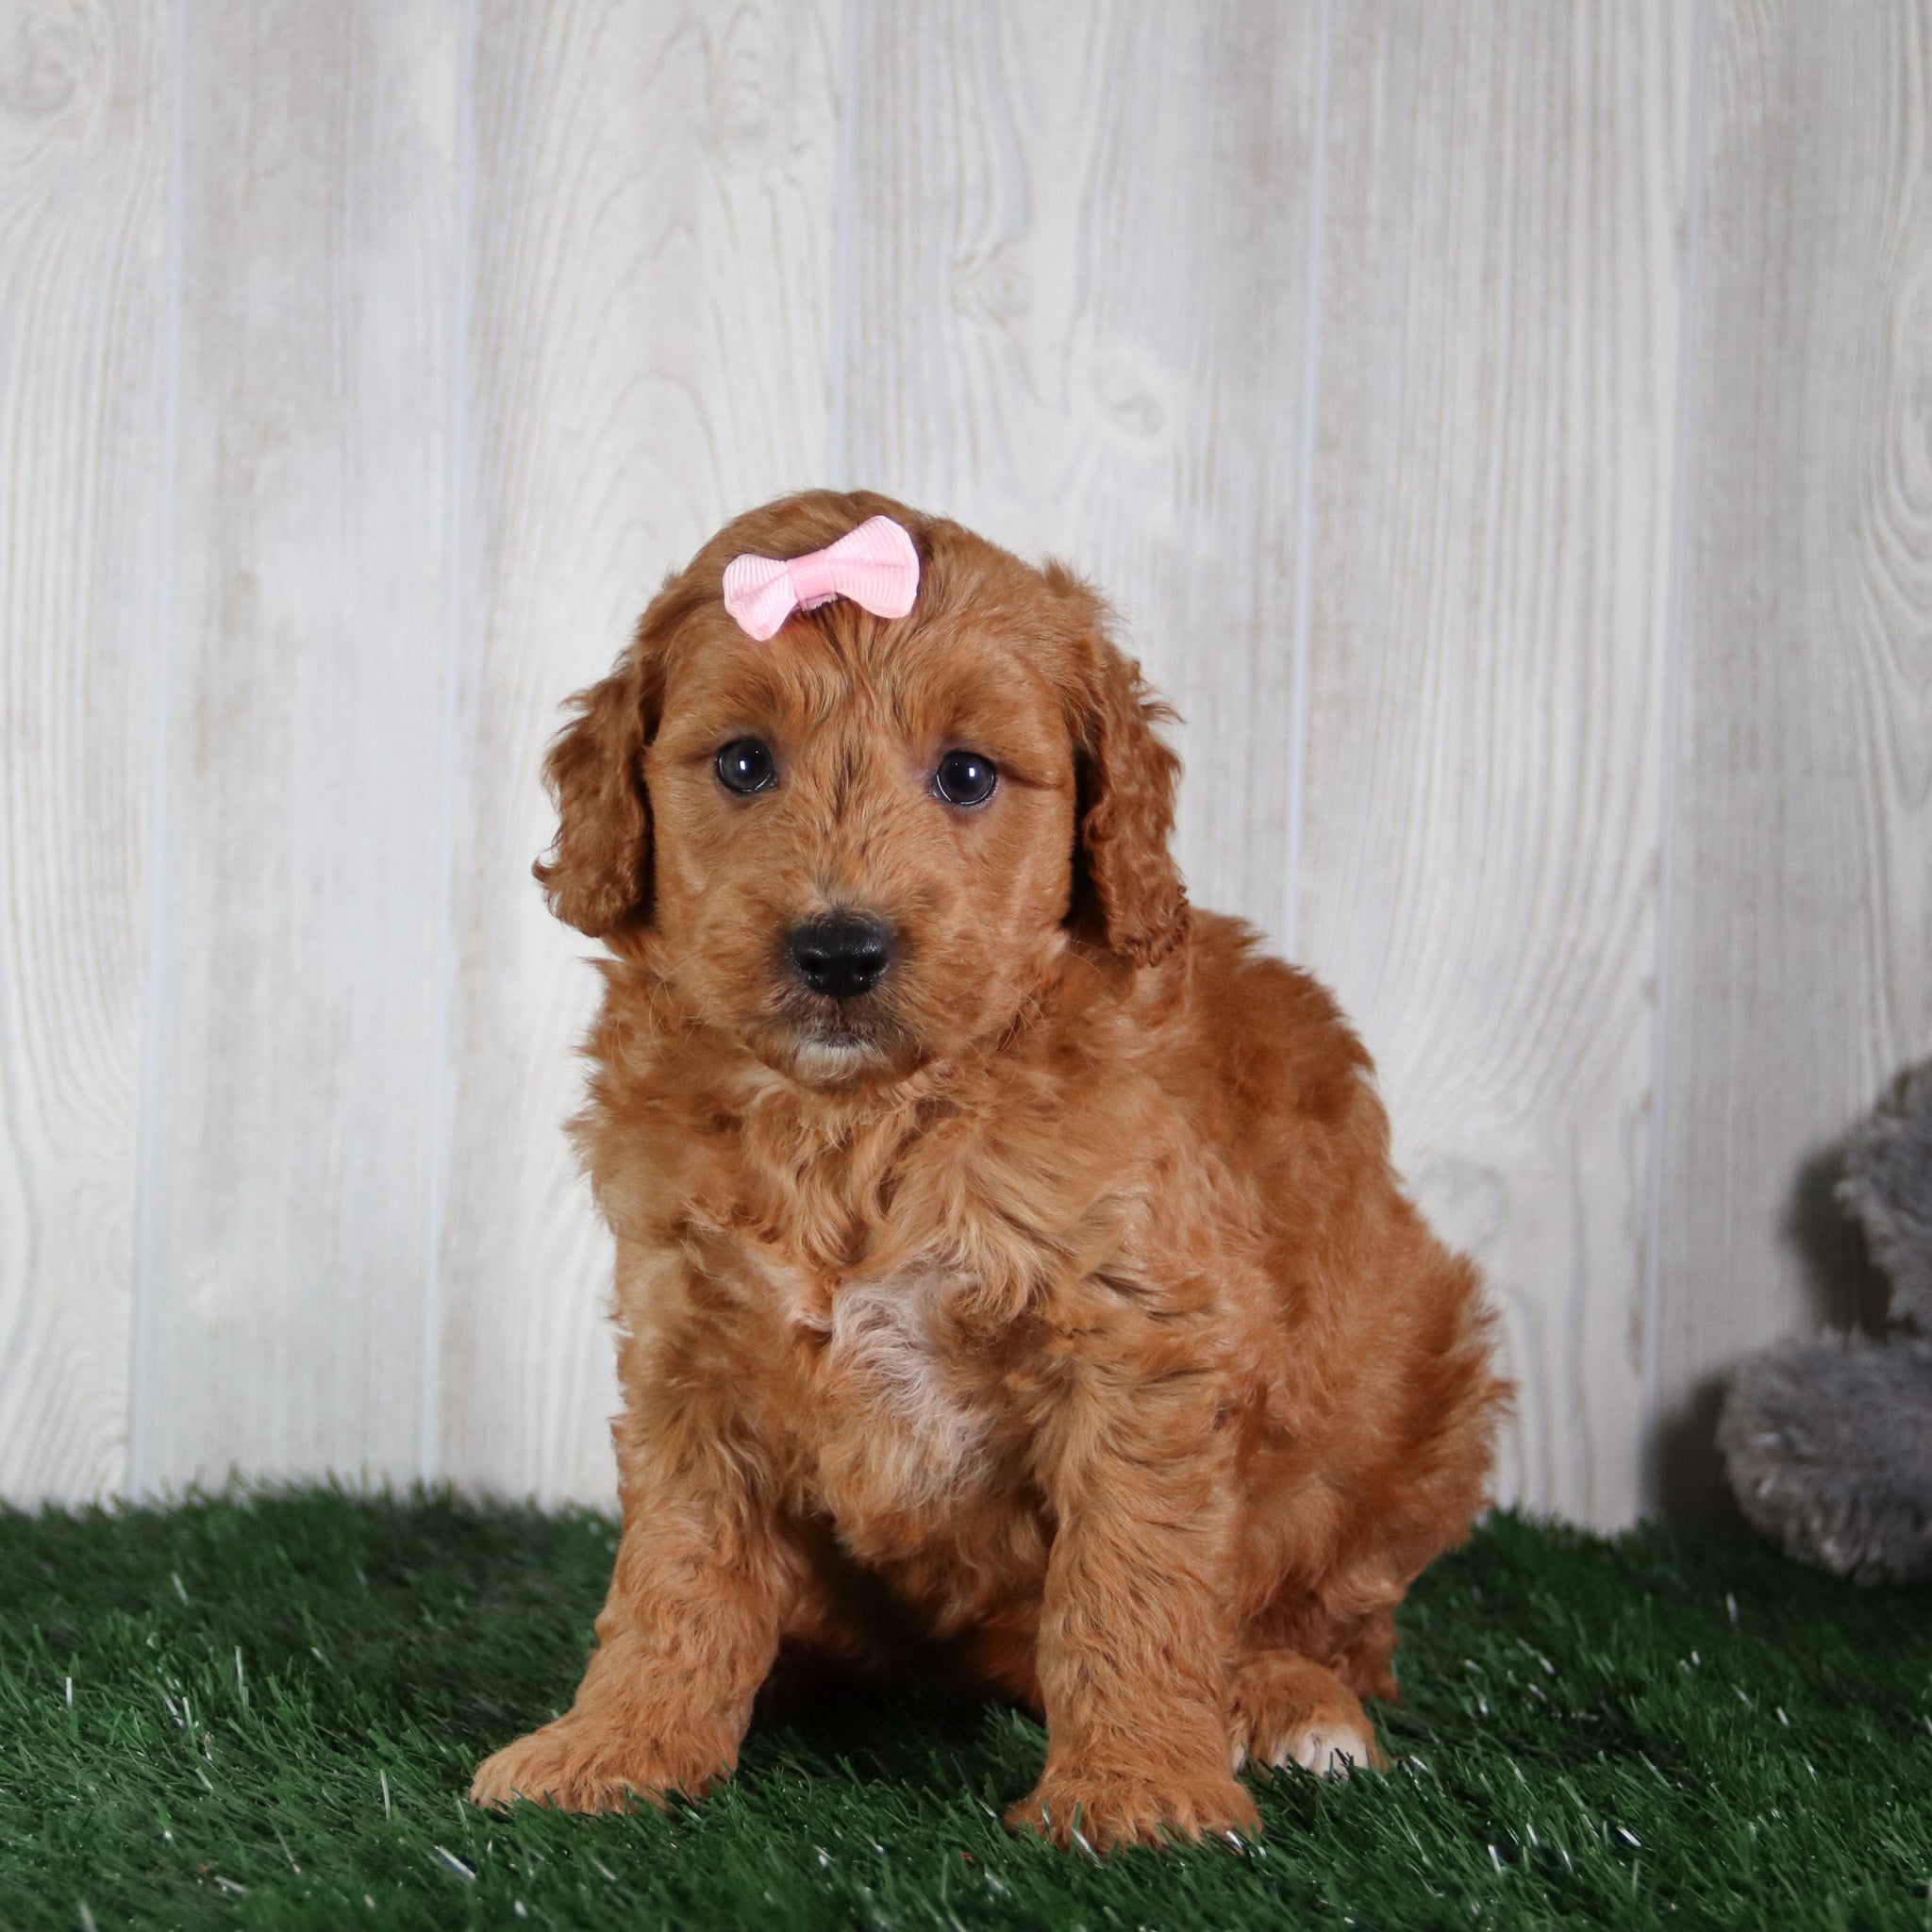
[4,0,1927,1527]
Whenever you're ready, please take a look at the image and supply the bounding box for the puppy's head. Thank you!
[535,491,1187,1086]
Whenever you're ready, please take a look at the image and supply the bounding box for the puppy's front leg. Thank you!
[1011,1363,1258,1853]
[471,1349,788,1813]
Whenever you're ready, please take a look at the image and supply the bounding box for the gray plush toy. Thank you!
[1719,1058,1932,1583]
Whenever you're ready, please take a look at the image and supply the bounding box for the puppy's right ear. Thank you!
[533,612,670,939]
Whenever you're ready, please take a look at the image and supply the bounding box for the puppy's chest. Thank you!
[773,1257,1009,1520]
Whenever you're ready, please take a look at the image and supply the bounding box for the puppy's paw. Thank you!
[1248,1717,1383,1777]
[1006,1767,1260,1854]
[1228,1650,1387,1778]
[469,1714,727,1814]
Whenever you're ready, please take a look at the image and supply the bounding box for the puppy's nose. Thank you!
[788,911,893,1000]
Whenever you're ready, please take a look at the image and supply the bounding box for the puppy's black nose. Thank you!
[788,911,893,1000]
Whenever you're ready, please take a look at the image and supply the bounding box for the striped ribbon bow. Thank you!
[721,515,920,641]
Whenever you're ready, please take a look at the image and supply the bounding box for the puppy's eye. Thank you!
[715,738,776,794]
[933,749,997,808]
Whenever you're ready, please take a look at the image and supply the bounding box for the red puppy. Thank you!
[470,491,1505,1851]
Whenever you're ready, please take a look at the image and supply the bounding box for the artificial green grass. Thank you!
[1,1491,1926,1932]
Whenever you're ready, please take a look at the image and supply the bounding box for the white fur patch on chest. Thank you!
[813,1267,991,1507]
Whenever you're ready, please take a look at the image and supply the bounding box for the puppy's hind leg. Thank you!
[1228,1651,1387,1778]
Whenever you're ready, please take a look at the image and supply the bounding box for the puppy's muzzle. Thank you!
[788,911,894,1001]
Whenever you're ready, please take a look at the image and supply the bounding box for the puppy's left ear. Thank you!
[1049,566,1190,966]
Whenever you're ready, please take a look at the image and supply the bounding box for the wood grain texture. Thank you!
[5,0,1923,1524]
[841,0,1323,944]
[130,0,460,1490]
[0,0,168,1500]
[435,0,843,1503]
[1654,0,1932,1514]
[1297,3,1697,1526]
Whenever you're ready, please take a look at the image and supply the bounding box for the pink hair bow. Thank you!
[722,514,920,641]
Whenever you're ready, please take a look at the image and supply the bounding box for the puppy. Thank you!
[469,491,1505,1851]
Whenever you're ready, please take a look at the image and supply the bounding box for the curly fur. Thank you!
[1721,1058,1932,1584]
[471,491,1507,1851]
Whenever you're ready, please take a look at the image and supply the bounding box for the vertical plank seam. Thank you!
[828,0,862,488]
[1640,0,1713,1499]
[420,0,479,1489]
[1282,0,1334,960]
[127,0,191,1498]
